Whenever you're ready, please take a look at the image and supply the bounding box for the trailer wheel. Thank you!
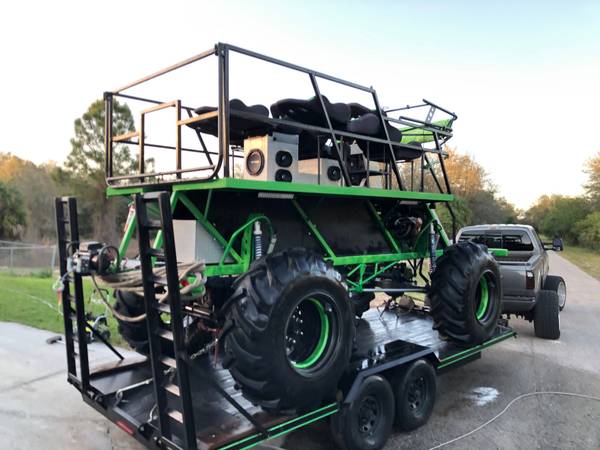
[393,359,437,431]
[222,249,354,413]
[543,275,567,311]
[430,241,502,346]
[331,375,395,450]
[534,290,560,339]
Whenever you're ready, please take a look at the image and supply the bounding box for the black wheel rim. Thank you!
[358,395,381,437]
[284,293,338,374]
[407,376,428,415]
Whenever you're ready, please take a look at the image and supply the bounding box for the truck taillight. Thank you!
[526,271,535,290]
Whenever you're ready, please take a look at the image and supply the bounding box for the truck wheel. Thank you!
[331,375,395,450]
[393,359,437,431]
[534,290,560,339]
[222,249,354,413]
[430,241,502,346]
[543,275,567,311]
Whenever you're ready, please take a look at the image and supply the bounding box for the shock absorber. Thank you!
[253,221,263,260]
[429,222,438,273]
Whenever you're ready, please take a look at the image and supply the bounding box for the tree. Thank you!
[539,197,590,242]
[575,212,600,250]
[0,153,59,241]
[584,151,600,210]
[436,196,472,237]
[442,147,488,197]
[65,99,136,244]
[0,181,26,240]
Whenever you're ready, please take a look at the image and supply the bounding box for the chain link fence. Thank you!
[0,240,57,275]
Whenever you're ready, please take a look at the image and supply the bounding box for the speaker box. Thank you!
[242,133,299,182]
[297,158,342,186]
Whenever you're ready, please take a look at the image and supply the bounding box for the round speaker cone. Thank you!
[327,165,341,181]
[275,169,292,182]
[246,149,265,176]
[275,150,293,168]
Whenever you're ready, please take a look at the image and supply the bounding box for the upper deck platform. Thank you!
[104,43,457,201]
[107,177,454,202]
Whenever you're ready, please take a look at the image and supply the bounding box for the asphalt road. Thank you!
[1,252,599,449]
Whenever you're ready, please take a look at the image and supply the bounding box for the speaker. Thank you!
[297,158,342,186]
[242,133,299,182]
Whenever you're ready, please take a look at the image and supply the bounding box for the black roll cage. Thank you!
[104,42,457,196]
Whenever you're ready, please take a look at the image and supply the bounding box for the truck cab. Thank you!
[457,224,549,313]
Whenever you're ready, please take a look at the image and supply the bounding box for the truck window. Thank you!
[459,232,502,248]
[502,231,534,252]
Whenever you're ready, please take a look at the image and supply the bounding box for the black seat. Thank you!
[270,96,350,128]
[188,99,272,145]
[270,96,351,160]
[346,103,423,162]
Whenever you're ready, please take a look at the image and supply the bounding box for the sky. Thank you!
[1,0,599,209]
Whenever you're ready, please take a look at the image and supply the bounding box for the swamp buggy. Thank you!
[55,43,515,450]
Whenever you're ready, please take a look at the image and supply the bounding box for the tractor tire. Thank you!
[534,290,560,339]
[114,290,152,354]
[114,291,206,355]
[430,242,502,346]
[543,275,567,311]
[221,248,355,413]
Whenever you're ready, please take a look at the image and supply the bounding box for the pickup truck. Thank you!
[456,224,566,339]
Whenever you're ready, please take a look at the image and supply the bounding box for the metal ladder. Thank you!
[54,197,90,393]
[135,192,197,450]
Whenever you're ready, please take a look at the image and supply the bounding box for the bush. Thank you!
[575,212,600,251]
[539,197,590,243]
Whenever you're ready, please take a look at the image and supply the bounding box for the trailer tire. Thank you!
[393,359,437,431]
[222,249,354,413]
[543,275,567,311]
[430,241,502,346]
[331,375,395,450]
[534,290,560,339]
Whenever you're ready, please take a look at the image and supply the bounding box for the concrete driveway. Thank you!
[1,252,599,449]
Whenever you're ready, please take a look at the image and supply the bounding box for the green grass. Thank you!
[560,245,600,281]
[0,271,125,346]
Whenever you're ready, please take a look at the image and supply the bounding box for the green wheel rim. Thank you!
[475,276,489,321]
[292,298,330,369]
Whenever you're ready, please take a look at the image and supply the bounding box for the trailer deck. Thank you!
[83,307,514,450]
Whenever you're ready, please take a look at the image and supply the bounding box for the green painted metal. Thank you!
[427,206,451,247]
[204,264,247,277]
[118,203,137,259]
[106,186,146,197]
[173,177,454,202]
[219,215,272,265]
[331,250,442,266]
[437,330,516,369]
[476,276,489,321]
[292,199,336,259]
[178,192,243,264]
[292,298,330,369]
[365,200,400,253]
[218,403,338,450]
[204,189,213,218]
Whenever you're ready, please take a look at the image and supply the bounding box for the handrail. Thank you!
[105,43,456,196]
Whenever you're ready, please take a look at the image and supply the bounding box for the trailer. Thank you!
[55,194,514,450]
[54,43,516,450]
